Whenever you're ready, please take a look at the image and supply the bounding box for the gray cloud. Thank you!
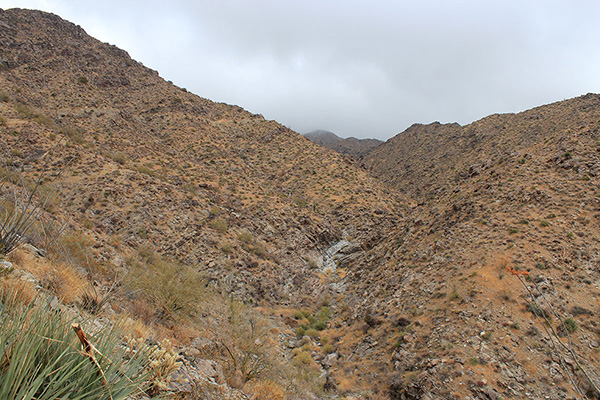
[2,0,600,139]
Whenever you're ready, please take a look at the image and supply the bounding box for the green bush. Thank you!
[295,326,306,338]
[322,344,335,354]
[0,291,155,399]
[292,351,313,367]
[128,245,206,322]
[220,241,234,254]
[305,328,319,340]
[237,230,253,243]
[210,218,228,234]
[563,317,578,333]
[316,306,331,320]
[314,321,327,331]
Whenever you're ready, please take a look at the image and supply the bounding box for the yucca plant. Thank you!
[0,165,57,256]
[0,291,157,399]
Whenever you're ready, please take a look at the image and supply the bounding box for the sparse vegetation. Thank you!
[0,165,61,255]
[15,104,55,128]
[468,357,481,365]
[220,241,234,254]
[237,229,254,243]
[527,302,551,320]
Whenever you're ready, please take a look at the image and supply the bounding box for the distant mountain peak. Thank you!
[303,129,383,159]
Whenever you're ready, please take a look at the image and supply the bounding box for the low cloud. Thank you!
[3,0,600,139]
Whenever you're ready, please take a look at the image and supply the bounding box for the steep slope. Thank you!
[367,97,600,202]
[0,9,405,397]
[0,7,399,306]
[334,94,600,398]
[304,129,383,160]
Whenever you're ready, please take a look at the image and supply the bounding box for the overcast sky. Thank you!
[2,0,600,139]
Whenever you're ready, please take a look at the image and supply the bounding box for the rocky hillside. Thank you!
[366,97,600,202]
[3,6,600,400]
[304,129,382,160]
[0,7,399,305]
[339,94,600,398]
[0,8,401,399]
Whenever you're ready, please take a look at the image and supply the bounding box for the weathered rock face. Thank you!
[166,358,250,400]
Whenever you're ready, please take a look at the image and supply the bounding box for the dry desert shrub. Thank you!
[40,264,86,303]
[6,248,87,304]
[246,380,285,400]
[126,244,207,324]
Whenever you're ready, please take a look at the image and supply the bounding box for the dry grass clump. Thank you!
[246,380,285,400]
[40,264,86,303]
[0,276,37,305]
[121,313,153,340]
[9,248,87,303]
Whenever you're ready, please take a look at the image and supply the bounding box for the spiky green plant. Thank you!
[0,291,157,399]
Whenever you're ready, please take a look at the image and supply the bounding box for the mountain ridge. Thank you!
[304,129,383,160]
